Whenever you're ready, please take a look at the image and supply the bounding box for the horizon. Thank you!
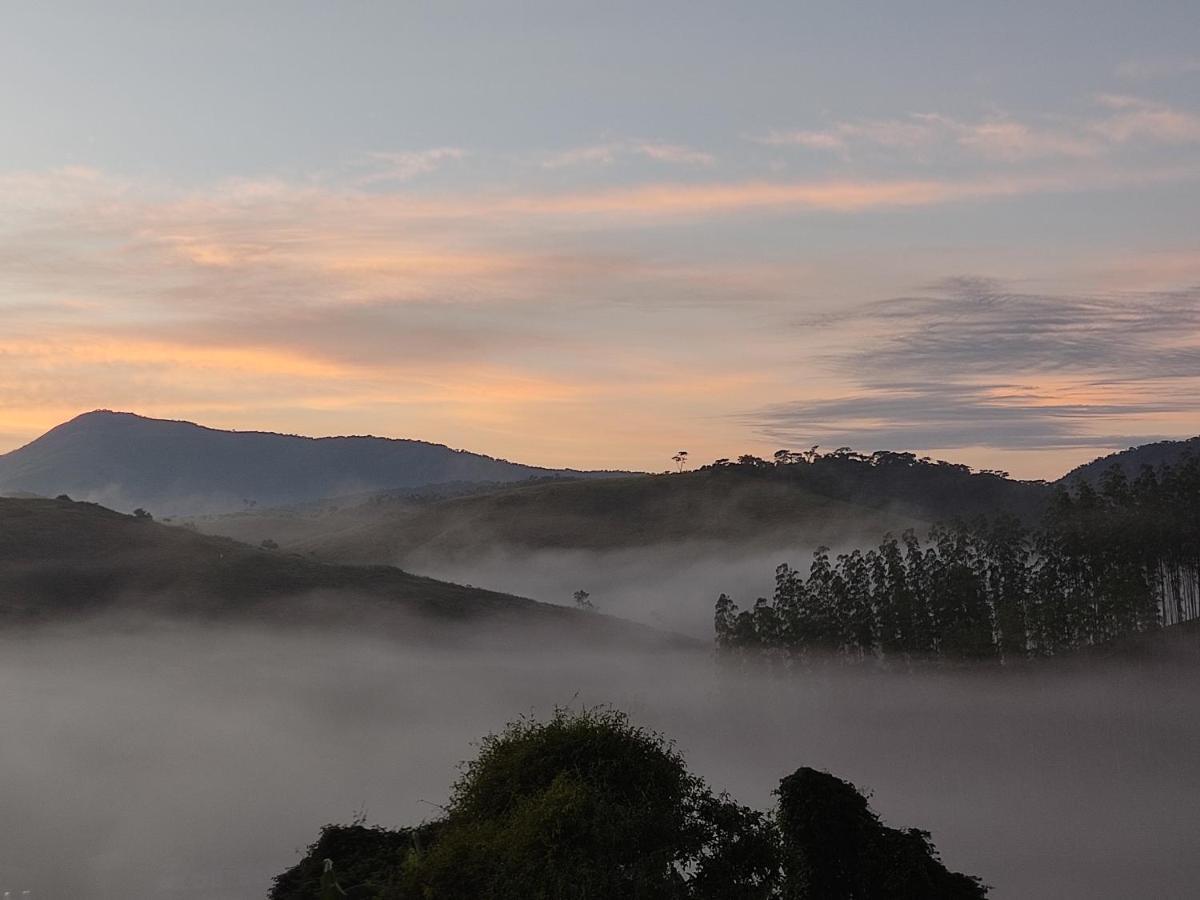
[3,3,1199,479]
[1,406,1181,483]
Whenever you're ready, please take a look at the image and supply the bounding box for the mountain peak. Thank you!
[0,411,617,515]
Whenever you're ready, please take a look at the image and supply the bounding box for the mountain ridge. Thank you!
[0,411,630,516]
[1059,435,1200,485]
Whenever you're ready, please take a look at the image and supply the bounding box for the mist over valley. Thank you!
[5,5,1200,895]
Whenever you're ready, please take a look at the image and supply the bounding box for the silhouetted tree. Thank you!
[775,767,987,899]
[272,711,986,899]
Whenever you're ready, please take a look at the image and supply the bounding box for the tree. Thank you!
[673,450,690,472]
[572,589,594,610]
[272,711,987,899]
[775,767,987,899]
[261,538,280,551]
[407,708,772,899]
[132,508,152,520]
[714,457,1200,666]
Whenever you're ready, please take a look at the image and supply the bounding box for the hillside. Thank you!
[1061,435,1200,485]
[0,497,678,647]
[198,455,1050,566]
[0,411,624,516]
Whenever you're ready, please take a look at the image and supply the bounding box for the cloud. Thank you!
[634,142,715,166]
[1116,57,1200,81]
[754,96,1200,163]
[835,278,1200,381]
[541,140,714,169]
[1089,95,1200,144]
[2,163,1198,472]
[758,116,947,153]
[751,381,1182,452]
[541,144,623,168]
[745,279,1200,452]
[356,147,466,185]
[954,120,1101,162]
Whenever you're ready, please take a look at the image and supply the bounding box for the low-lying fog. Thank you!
[2,620,1197,900]
[406,542,820,637]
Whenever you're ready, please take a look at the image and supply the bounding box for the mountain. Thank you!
[1059,436,1200,485]
[0,496,681,648]
[197,454,1051,566]
[0,411,624,516]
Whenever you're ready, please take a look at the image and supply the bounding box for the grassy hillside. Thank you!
[0,497,678,646]
[198,454,1051,566]
[0,410,626,516]
[199,470,915,564]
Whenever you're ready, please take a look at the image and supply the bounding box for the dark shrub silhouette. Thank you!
[270,710,983,899]
[776,767,987,899]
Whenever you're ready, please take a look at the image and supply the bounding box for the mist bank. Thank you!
[1,619,1198,899]
[0,495,694,653]
[402,541,824,637]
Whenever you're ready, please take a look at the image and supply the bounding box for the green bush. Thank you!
[271,709,984,899]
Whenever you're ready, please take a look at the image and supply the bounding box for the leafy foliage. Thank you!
[271,709,983,899]
[411,708,774,899]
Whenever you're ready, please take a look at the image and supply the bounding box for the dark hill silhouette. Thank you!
[0,496,684,649]
[199,453,1050,565]
[1059,435,1200,485]
[0,411,624,516]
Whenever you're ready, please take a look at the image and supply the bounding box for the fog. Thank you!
[405,542,796,637]
[1,619,1198,900]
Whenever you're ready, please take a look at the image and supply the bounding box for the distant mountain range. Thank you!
[0,411,626,515]
[3,409,1195,539]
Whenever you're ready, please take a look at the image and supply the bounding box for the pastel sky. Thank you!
[2,1,1198,478]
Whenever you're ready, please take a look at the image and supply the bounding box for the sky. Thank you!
[1,1,1198,478]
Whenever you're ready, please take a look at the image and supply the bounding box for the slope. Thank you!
[1059,435,1200,485]
[0,411,624,516]
[0,496,679,647]
[198,453,1050,566]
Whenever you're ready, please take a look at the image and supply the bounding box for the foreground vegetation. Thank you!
[271,708,986,899]
[716,457,1200,664]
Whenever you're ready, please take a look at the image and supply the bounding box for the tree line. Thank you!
[715,456,1200,665]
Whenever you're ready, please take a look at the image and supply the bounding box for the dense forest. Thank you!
[271,708,986,899]
[715,456,1200,664]
[701,446,1049,522]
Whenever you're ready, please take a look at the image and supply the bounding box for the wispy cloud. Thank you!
[541,144,623,168]
[1116,57,1200,81]
[1089,94,1200,144]
[745,278,1200,453]
[754,95,1200,163]
[2,163,1197,472]
[634,142,715,166]
[832,277,1200,381]
[541,140,714,168]
[752,382,1180,453]
[356,147,466,184]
